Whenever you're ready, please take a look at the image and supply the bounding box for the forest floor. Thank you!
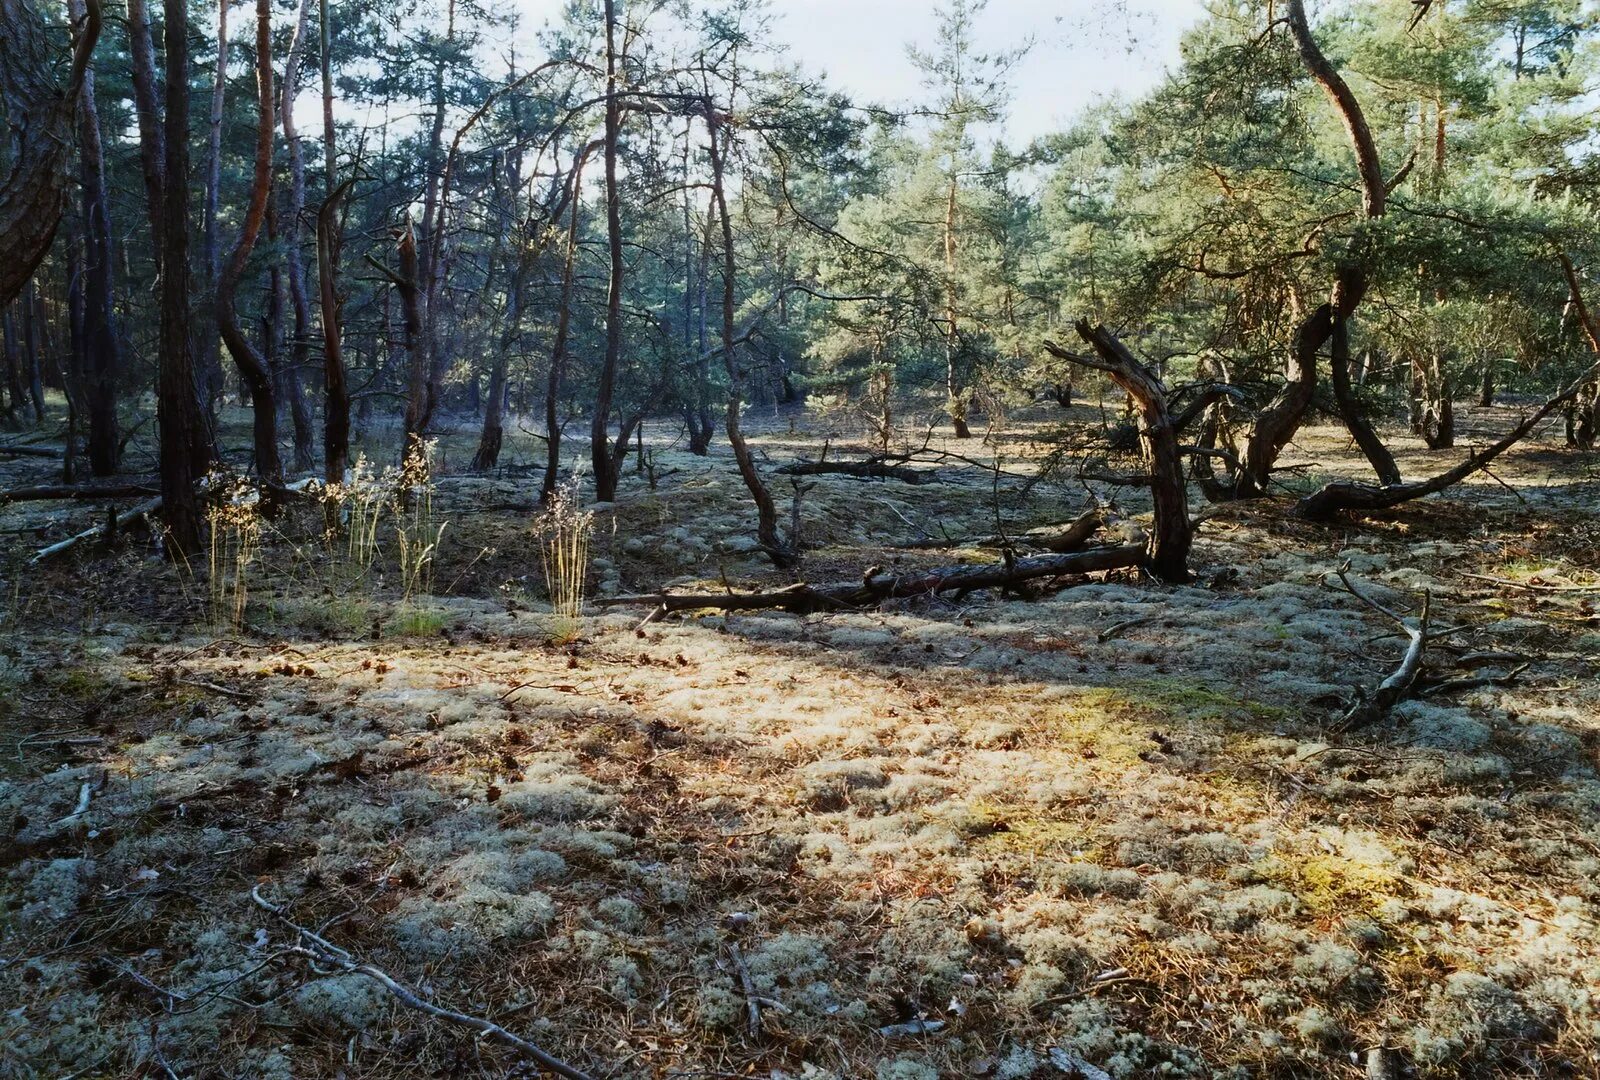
[2,396,1599,1079]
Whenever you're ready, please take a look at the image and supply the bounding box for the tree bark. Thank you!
[0,0,101,308]
[541,151,591,505]
[70,0,122,475]
[158,0,204,557]
[600,545,1147,615]
[394,218,427,460]
[472,147,526,473]
[1063,322,1192,582]
[126,0,166,254]
[1329,311,1401,484]
[199,0,229,413]
[317,180,354,487]
[707,110,796,568]
[280,0,317,471]
[215,0,283,488]
[943,174,971,438]
[591,0,626,501]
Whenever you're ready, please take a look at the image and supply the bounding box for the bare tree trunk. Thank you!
[707,111,796,568]
[943,174,971,439]
[280,0,316,471]
[267,197,314,469]
[215,0,283,488]
[126,0,166,254]
[541,154,589,505]
[472,148,526,472]
[391,218,428,459]
[1050,325,1192,582]
[1477,352,1495,407]
[199,0,229,414]
[71,0,122,475]
[591,0,626,501]
[317,180,353,486]
[158,0,204,557]
[317,0,349,485]
[1329,311,1400,484]
[22,283,45,421]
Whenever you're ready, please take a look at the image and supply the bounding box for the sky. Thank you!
[503,0,1209,147]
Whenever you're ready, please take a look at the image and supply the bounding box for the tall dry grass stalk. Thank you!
[207,478,262,630]
[536,481,594,633]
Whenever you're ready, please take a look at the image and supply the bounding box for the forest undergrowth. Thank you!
[1,401,1598,1079]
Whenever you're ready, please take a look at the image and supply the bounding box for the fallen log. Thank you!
[1,481,159,504]
[774,459,937,484]
[0,444,65,458]
[31,497,161,563]
[892,507,1103,553]
[597,544,1145,615]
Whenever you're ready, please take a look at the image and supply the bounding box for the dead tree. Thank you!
[0,0,102,308]
[1044,322,1193,583]
[215,0,283,489]
[601,544,1148,616]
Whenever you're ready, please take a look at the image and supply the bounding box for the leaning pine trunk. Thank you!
[707,110,795,567]
[215,0,283,489]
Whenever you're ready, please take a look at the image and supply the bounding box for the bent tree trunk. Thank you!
[1231,0,1394,497]
[215,0,283,488]
[707,109,796,568]
[1298,258,1600,519]
[1066,321,1192,582]
[1329,311,1401,485]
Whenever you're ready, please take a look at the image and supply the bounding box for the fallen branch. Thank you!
[1297,260,1600,520]
[1326,564,1469,728]
[0,482,159,504]
[773,458,937,484]
[251,884,596,1080]
[597,544,1147,615]
[892,507,1102,554]
[31,497,161,563]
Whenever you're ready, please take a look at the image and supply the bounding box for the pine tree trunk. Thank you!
[591,0,626,501]
[199,0,229,415]
[215,0,283,489]
[126,0,166,253]
[158,0,204,557]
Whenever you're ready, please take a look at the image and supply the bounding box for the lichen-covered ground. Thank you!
[2,399,1598,1079]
